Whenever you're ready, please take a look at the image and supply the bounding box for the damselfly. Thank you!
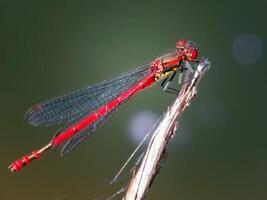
[9,39,199,172]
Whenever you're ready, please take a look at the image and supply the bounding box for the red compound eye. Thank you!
[176,39,187,48]
[187,48,198,61]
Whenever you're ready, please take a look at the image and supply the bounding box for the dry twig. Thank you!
[123,58,210,200]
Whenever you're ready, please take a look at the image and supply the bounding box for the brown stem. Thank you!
[123,58,210,200]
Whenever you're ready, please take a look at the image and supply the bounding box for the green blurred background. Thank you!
[1,0,266,199]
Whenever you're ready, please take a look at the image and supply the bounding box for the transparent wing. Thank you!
[58,98,129,155]
[25,64,150,127]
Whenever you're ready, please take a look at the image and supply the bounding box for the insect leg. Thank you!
[161,71,180,94]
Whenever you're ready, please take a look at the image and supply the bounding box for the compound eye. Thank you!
[176,39,187,49]
[187,48,198,61]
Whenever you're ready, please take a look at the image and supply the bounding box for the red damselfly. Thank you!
[9,39,199,172]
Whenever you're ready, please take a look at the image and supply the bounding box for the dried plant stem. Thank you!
[123,58,210,200]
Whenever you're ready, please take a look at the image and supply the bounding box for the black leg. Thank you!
[161,71,180,95]
[183,61,195,73]
[178,61,197,85]
[161,61,199,95]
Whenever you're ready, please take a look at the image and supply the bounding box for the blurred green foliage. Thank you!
[0,0,266,200]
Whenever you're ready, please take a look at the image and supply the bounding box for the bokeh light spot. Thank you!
[232,33,263,65]
[128,110,159,145]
